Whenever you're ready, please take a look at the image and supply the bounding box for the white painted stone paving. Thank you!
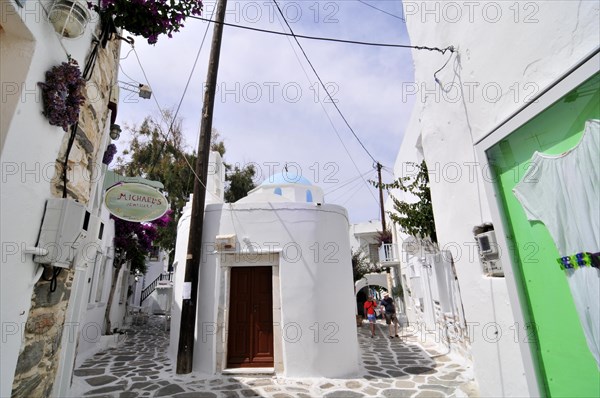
[70,316,479,398]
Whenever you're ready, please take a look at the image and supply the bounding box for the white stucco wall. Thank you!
[0,2,116,393]
[170,201,360,378]
[74,215,117,366]
[349,220,381,251]
[168,198,192,364]
[399,1,599,396]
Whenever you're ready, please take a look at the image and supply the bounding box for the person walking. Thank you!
[380,293,400,339]
[363,295,378,338]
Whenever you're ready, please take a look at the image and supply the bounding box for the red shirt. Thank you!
[364,300,377,315]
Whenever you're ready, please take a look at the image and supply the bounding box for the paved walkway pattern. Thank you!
[70,316,478,398]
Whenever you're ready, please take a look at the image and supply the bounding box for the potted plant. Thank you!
[376,229,393,246]
[88,0,203,44]
[38,58,86,132]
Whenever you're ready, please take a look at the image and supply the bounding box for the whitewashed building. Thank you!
[170,157,359,377]
[1,1,123,396]
[394,1,600,397]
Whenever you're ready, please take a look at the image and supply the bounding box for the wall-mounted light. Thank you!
[109,124,122,140]
[139,84,152,99]
[48,0,90,39]
[118,81,153,100]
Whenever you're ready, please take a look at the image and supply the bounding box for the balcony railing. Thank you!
[140,273,172,305]
[379,243,399,263]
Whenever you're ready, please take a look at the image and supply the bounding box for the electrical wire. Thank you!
[61,19,112,199]
[118,64,142,86]
[122,10,222,203]
[341,178,369,207]
[120,47,135,60]
[329,177,364,203]
[271,5,380,207]
[434,49,456,85]
[189,15,453,54]
[145,3,216,176]
[357,0,406,22]
[381,166,396,178]
[323,169,373,195]
[272,0,377,164]
[131,47,166,120]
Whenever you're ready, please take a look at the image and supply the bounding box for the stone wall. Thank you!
[11,31,121,397]
[11,269,74,397]
[51,36,121,201]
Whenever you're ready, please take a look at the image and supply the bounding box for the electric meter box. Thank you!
[34,198,90,268]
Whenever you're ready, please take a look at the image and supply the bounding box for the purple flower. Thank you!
[102,143,117,165]
[38,60,86,131]
[90,0,203,44]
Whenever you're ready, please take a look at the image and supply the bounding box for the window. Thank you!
[306,190,313,202]
[274,187,282,196]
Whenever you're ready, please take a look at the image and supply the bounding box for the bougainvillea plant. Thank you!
[112,209,172,274]
[38,59,86,132]
[89,0,203,44]
[102,143,117,165]
[105,209,171,333]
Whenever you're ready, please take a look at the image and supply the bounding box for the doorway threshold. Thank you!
[222,367,275,376]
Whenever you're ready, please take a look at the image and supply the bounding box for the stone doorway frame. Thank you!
[216,252,283,374]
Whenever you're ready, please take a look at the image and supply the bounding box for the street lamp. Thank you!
[48,0,90,38]
[110,124,122,140]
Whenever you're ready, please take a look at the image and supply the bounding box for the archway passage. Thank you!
[356,285,389,318]
[227,266,274,368]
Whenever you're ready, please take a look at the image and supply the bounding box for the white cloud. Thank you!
[115,0,418,223]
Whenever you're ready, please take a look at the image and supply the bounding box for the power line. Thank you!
[272,0,378,165]
[271,2,380,206]
[139,3,215,176]
[120,47,134,61]
[341,178,370,207]
[357,0,406,22]
[120,11,223,202]
[381,167,396,178]
[189,15,453,54]
[324,169,373,195]
[118,64,141,85]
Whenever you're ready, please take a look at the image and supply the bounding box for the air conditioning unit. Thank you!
[34,198,89,268]
[475,230,499,259]
[215,234,236,251]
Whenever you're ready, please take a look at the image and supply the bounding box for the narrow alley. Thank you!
[70,317,477,398]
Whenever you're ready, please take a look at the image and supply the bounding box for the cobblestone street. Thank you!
[70,317,478,398]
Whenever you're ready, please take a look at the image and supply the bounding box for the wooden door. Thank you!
[227,266,274,368]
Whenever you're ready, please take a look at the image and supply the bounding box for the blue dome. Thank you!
[260,172,312,186]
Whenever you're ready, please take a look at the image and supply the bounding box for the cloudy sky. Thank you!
[114,0,415,224]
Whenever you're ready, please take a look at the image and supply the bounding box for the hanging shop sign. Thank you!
[104,182,169,222]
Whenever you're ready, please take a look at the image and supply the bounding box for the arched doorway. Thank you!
[355,273,389,316]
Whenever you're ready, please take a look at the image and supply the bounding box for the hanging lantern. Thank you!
[48,0,90,38]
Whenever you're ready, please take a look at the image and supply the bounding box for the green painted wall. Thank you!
[487,73,600,397]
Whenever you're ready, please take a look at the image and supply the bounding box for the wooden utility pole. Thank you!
[176,0,228,374]
[376,162,387,233]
